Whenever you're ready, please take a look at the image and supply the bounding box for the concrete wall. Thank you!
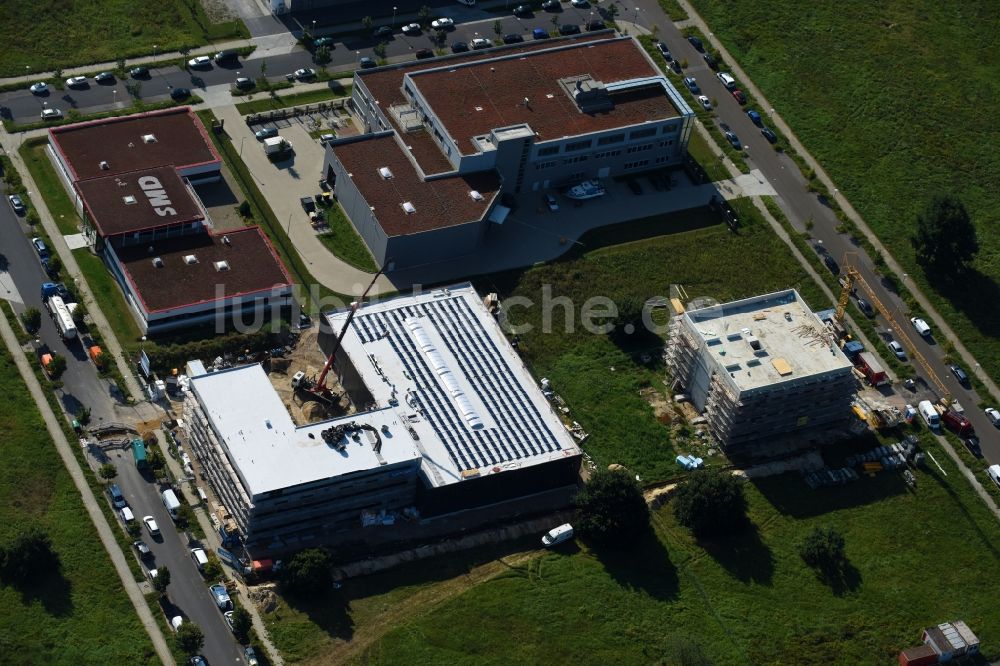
[324,140,391,265]
[384,220,484,271]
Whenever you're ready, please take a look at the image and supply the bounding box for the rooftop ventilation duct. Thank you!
[401,201,416,214]
[152,257,164,268]
[378,166,393,179]
[214,260,230,272]
[141,133,157,144]
[183,254,198,265]
[222,235,231,246]
[123,195,137,205]
[99,160,110,170]
[469,190,484,201]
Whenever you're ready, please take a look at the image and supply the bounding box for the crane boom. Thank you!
[313,263,387,394]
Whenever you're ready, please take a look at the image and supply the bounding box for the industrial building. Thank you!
[323,34,695,270]
[666,290,857,460]
[48,108,293,334]
[183,284,581,553]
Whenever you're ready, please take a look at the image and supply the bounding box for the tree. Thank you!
[493,19,504,39]
[314,45,331,65]
[417,5,432,28]
[46,255,62,278]
[99,463,118,480]
[21,306,41,334]
[574,468,649,544]
[71,299,87,327]
[231,605,252,640]
[551,15,559,30]
[175,623,204,656]
[362,15,374,32]
[25,210,40,226]
[46,354,67,379]
[179,46,191,70]
[911,194,978,275]
[799,526,846,573]
[0,526,60,582]
[373,42,387,60]
[259,58,268,78]
[152,565,171,596]
[281,548,333,597]
[606,3,619,20]
[672,468,748,538]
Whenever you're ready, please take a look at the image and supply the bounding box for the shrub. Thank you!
[575,468,649,544]
[672,468,748,538]
[21,307,41,334]
[799,526,846,572]
[281,548,333,597]
[99,463,117,480]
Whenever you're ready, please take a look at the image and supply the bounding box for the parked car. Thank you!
[559,23,581,35]
[142,515,160,538]
[544,194,559,212]
[746,109,763,126]
[513,4,533,17]
[719,123,741,150]
[187,55,212,68]
[40,107,62,120]
[431,17,454,30]
[133,540,153,559]
[255,127,278,140]
[29,81,48,94]
[31,237,49,259]
[887,339,907,361]
[669,59,682,74]
[985,407,1000,427]
[471,37,492,49]
[451,41,470,53]
[294,68,317,80]
[533,27,549,39]
[129,66,149,78]
[359,56,377,68]
[571,0,588,6]
[542,523,574,547]
[760,126,778,143]
[716,72,736,89]
[94,72,115,84]
[656,42,671,59]
[697,95,712,111]
[703,52,718,69]
[687,35,704,51]
[503,33,524,44]
[401,23,421,36]
[120,506,135,524]
[731,89,747,104]
[215,49,240,63]
[683,77,699,93]
[224,610,236,632]
[586,19,606,31]
[964,436,982,458]
[542,0,561,9]
[170,616,184,633]
[8,194,26,214]
[949,364,970,385]
[243,647,259,666]
[234,77,254,90]
[65,76,88,88]
[373,26,393,39]
[210,583,233,611]
[910,317,932,337]
[415,48,434,59]
[856,298,875,317]
[189,657,208,666]
[170,87,191,100]
[823,254,840,275]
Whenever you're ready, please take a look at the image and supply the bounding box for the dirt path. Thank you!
[307,550,542,665]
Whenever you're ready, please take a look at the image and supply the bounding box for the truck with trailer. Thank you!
[42,282,79,342]
[854,351,887,386]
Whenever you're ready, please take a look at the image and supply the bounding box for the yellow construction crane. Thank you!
[836,262,950,404]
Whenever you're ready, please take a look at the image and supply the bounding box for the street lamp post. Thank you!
[153,44,158,59]
[113,89,117,106]
[25,65,30,83]
[392,6,397,28]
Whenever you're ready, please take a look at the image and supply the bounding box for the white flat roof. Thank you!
[327,283,580,486]
[684,289,853,391]
[189,364,426,496]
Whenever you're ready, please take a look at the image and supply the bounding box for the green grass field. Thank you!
[1,0,246,76]
[0,347,156,662]
[316,203,379,273]
[357,434,1000,665]
[472,202,828,481]
[687,0,1000,383]
[235,85,352,115]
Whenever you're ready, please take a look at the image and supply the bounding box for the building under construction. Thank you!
[667,290,857,461]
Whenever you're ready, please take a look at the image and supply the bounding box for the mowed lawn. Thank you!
[0,349,156,662]
[474,202,828,481]
[687,0,1000,378]
[1,0,245,75]
[357,436,1000,665]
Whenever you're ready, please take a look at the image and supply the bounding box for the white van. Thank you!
[161,489,181,520]
[910,317,932,337]
[918,400,940,428]
[541,523,574,547]
[987,465,1000,489]
[716,72,736,89]
[190,547,209,571]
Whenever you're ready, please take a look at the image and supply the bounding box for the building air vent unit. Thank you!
[123,195,137,205]
[222,235,231,246]
[141,133,157,144]
[152,257,164,268]
[401,201,416,214]
[378,166,393,179]
[469,190,484,201]
[99,160,110,170]
[183,254,198,265]
[214,260,230,272]
[747,335,761,351]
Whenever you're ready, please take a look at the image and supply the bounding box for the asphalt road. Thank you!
[110,451,244,665]
[0,187,123,425]
[643,5,1000,462]
[0,5,607,122]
